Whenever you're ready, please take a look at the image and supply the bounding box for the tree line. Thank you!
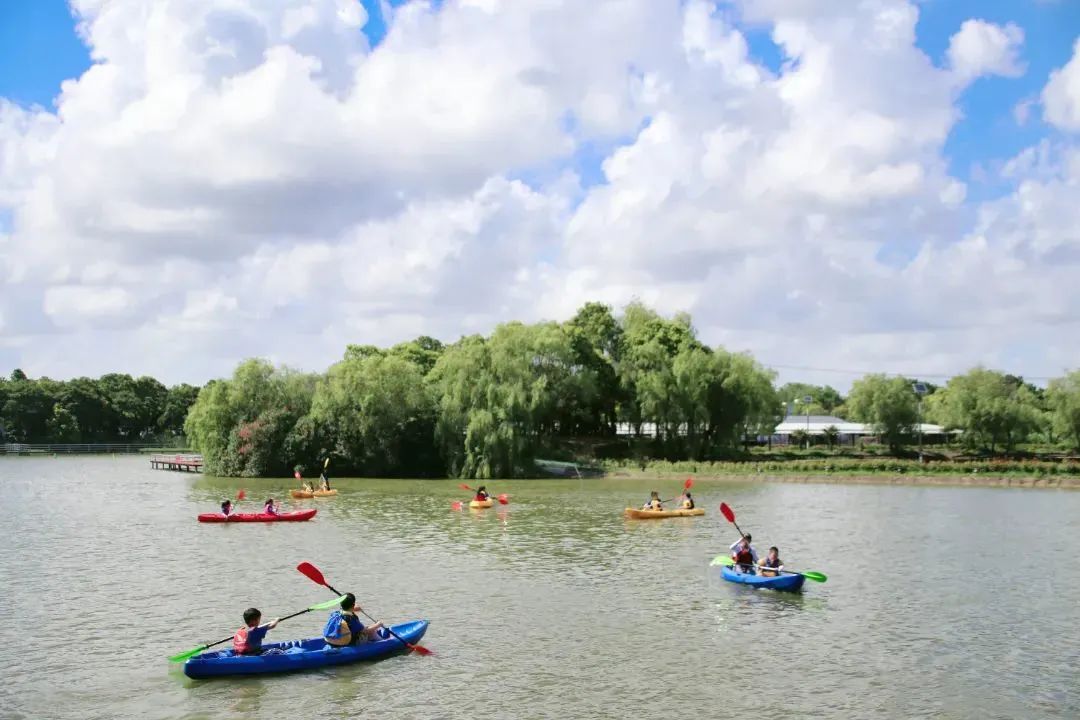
[182,301,1080,478]
[183,302,782,477]
[0,369,199,444]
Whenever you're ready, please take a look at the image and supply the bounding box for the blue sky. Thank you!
[2,0,1075,199]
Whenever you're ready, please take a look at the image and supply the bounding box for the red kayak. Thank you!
[198,509,317,523]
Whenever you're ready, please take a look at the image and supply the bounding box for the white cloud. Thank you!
[947,19,1025,83]
[1043,38,1080,131]
[0,0,1078,389]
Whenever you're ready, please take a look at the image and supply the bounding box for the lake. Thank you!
[1,456,1077,719]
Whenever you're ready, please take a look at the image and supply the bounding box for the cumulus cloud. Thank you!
[1043,38,1080,131]
[0,0,1078,388]
[947,19,1026,83]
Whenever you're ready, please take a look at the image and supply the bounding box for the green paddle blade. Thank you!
[311,595,347,610]
[801,571,827,583]
[169,644,210,663]
[710,555,735,567]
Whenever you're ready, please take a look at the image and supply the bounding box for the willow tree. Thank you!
[429,322,597,478]
[184,359,317,475]
[926,368,1042,453]
[309,353,438,476]
[847,374,918,451]
[1047,370,1080,450]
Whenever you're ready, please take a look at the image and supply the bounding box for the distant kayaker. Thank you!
[681,492,695,510]
[320,471,331,491]
[730,534,758,573]
[263,498,278,515]
[221,500,233,517]
[642,491,662,510]
[324,593,384,647]
[233,608,280,656]
[474,486,491,502]
[301,477,314,493]
[759,546,784,577]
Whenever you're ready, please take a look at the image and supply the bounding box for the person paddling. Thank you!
[730,534,758,573]
[221,500,233,517]
[263,498,278,516]
[319,470,331,492]
[323,593,384,647]
[642,491,662,511]
[233,608,280,656]
[474,486,491,502]
[681,492,695,510]
[759,546,784,577]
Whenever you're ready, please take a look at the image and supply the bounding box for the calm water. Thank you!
[1,456,1077,719]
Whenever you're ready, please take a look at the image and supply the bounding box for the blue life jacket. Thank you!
[323,610,365,645]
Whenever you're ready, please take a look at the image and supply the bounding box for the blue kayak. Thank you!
[720,565,805,592]
[183,620,428,679]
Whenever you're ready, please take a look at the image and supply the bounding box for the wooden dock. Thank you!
[150,453,203,472]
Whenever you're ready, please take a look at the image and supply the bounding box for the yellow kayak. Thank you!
[469,499,494,509]
[623,507,704,519]
[290,489,338,498]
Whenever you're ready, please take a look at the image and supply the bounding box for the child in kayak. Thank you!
[263,498,278,515]
[233,608,280,656]
[474,486,491,502]
[642,491,662,510]
[220,500,233,516]
[759,546,784,577]
[681,492,695,510]
[323,593,384,647]
[730,534,757,573]
[319,471,331,491]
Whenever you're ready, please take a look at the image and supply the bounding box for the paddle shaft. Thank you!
[316,582,421,653]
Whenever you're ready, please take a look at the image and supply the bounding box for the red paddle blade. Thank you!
[410,644,434,656]
[296,562,328,586]
[684,477,694,490]
[497,494,509,505]
[451,501,463,511]
[237,489,246,500]
[720,502,735,523]
[458,483,472,491]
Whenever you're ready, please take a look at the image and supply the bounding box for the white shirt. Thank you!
[729,539,758,564]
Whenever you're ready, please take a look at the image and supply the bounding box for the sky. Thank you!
[1,0,1079,391]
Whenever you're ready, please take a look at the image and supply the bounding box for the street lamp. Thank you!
[913,382,928,461]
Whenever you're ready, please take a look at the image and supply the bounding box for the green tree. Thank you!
[1047,370,1080,450]
[388,336,445,376]
[777,383,844,413]
[310,353,438,476]
[565,302,623,434]
[157,384,201,438]
[928,368,1042,453]
[184,360,317,475]
[846,374,918,451]
[46,403,81,443]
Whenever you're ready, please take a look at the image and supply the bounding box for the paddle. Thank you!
[457,484,509,505]
[661,477,694,504]
[295,562,433,656]
[709,555,827,583]
[168,595,347,662]
[719,502,746,539]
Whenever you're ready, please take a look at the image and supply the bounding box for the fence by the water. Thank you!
[1,443,185,455]
[149,454,203,472]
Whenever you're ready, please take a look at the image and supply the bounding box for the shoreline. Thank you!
[603,469,1080,490]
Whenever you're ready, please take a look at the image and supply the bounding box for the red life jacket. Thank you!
[233,626,252,654]
[734,548,754,566]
